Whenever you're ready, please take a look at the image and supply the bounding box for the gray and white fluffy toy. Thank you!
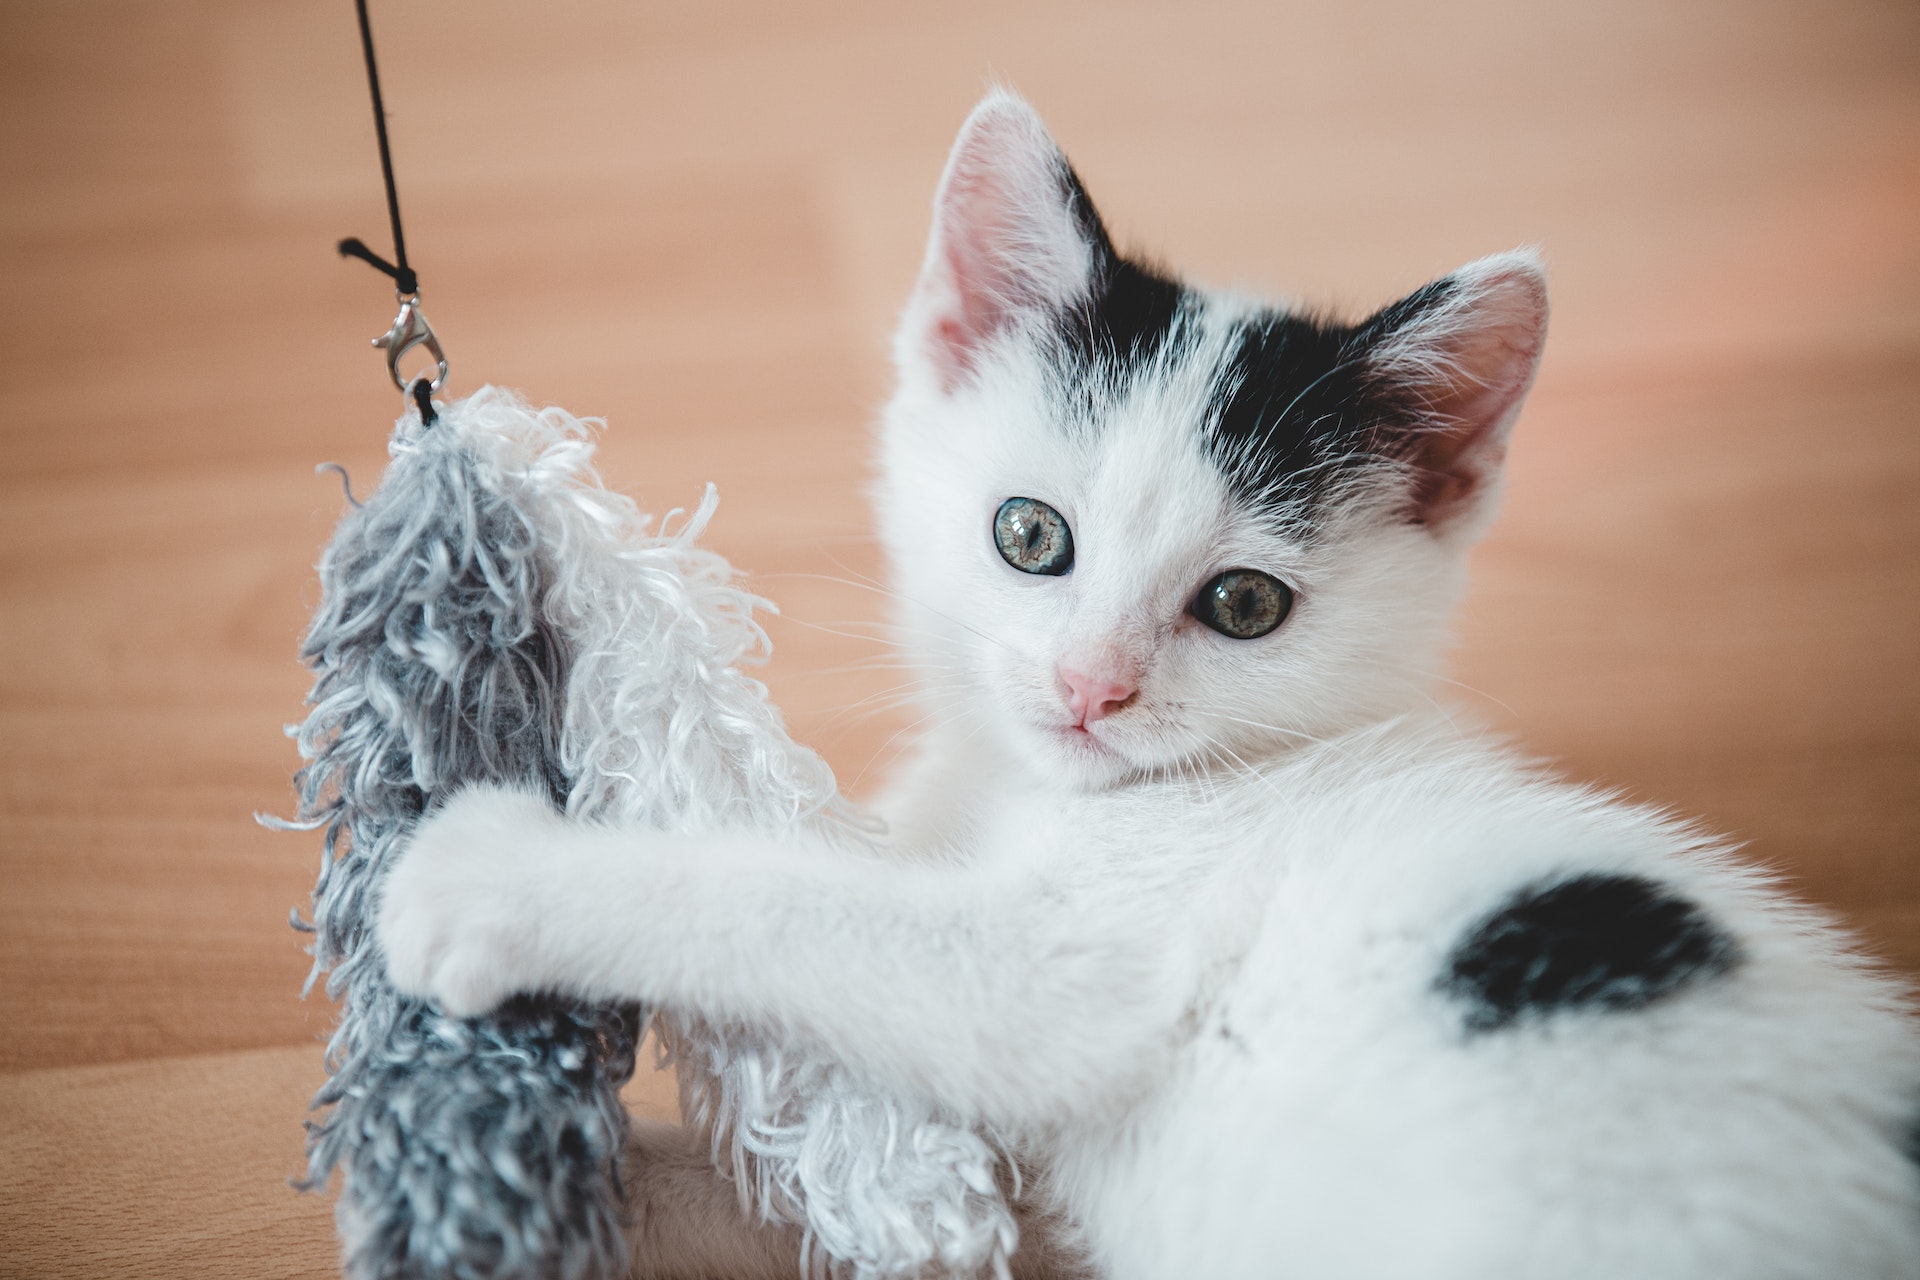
[287,387,1016,1280]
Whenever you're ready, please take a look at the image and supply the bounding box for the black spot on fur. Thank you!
[1205,313,1368,510]
[1443,873,1740,1034]
[1048,162,1186,379]
[1203,279,1458,515]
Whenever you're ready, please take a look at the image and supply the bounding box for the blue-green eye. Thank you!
[1192,570,1292,639]
[993,497,1073,575]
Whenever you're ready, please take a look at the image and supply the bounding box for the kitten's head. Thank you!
[876,91,1547,792]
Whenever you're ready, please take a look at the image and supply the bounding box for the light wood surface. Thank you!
[2,1,1915,1275]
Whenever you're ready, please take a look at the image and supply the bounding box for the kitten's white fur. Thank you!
[378,92,1920,1278]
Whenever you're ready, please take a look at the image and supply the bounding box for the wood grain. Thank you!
[2,0,1915,1273]
[0,1044,683,1280]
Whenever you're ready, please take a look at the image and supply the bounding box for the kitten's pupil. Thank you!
[994,497,1074,576]
[1194,570,1292,639]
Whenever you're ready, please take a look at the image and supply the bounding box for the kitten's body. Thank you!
[964,721,1917,1278]
[377,93,1920,1277]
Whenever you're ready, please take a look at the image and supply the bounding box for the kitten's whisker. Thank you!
[809,555,1021,657]
[1206,740,1303,819]
[852,689,969,722]
[779,602,1003,668]
[1414,670,1518,718]
[794,667,975,694]
[813,655,959,673]
[850,706,950,794]
[1200,711,1356,764]
[1205,713,1326,745]
[810,682,948,733]
[1176,746,1221,808]
[771,613,907,649]
[1407,685,1465,733]
[757,574,985,650]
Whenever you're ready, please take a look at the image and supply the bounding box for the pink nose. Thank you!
[1059,666,1137,726]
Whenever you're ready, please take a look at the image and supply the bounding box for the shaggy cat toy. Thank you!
[291,390,1016,1279]
[372,92,1920,1279]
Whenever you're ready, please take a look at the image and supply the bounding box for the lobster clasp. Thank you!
[372,292,448,394]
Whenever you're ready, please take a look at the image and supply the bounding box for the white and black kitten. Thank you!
[377,91,1920,1279]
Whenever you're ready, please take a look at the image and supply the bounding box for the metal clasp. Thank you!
[372,292,448,394]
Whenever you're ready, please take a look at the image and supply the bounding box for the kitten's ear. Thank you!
[898,91,1105,391]
[1364,250,1549,534]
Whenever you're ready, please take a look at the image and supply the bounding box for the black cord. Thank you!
[338,0,417,295]
[410,376,437,426]
[336,0,439,426]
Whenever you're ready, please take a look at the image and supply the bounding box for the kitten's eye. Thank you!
[994,497,1074,576]
[1192,570,1293,639]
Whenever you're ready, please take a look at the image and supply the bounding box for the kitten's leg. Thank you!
[624,1119,801,1280]
[378,786,1193,1129]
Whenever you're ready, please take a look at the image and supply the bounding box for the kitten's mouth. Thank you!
[1041,721,1158,791]
[1052,722,1119,757]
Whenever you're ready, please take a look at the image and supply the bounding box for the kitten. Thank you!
[377,91,1920,1278]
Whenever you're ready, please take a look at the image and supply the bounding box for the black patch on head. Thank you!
[1047,162,1186,380]
[1442,873,1741,1034]
[1203,278,1457,514]
[1030,162,1466,513]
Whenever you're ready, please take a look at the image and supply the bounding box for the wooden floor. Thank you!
[2,1,1916,1274]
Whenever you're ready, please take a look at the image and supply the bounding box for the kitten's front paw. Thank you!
[376,784,563,1019]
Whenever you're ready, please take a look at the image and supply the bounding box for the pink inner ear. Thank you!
[1396,260,1548,527]
[908,95,1095,391]
[934,168,1029,375]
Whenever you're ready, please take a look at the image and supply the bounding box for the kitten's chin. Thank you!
[1019,723,1144,792]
